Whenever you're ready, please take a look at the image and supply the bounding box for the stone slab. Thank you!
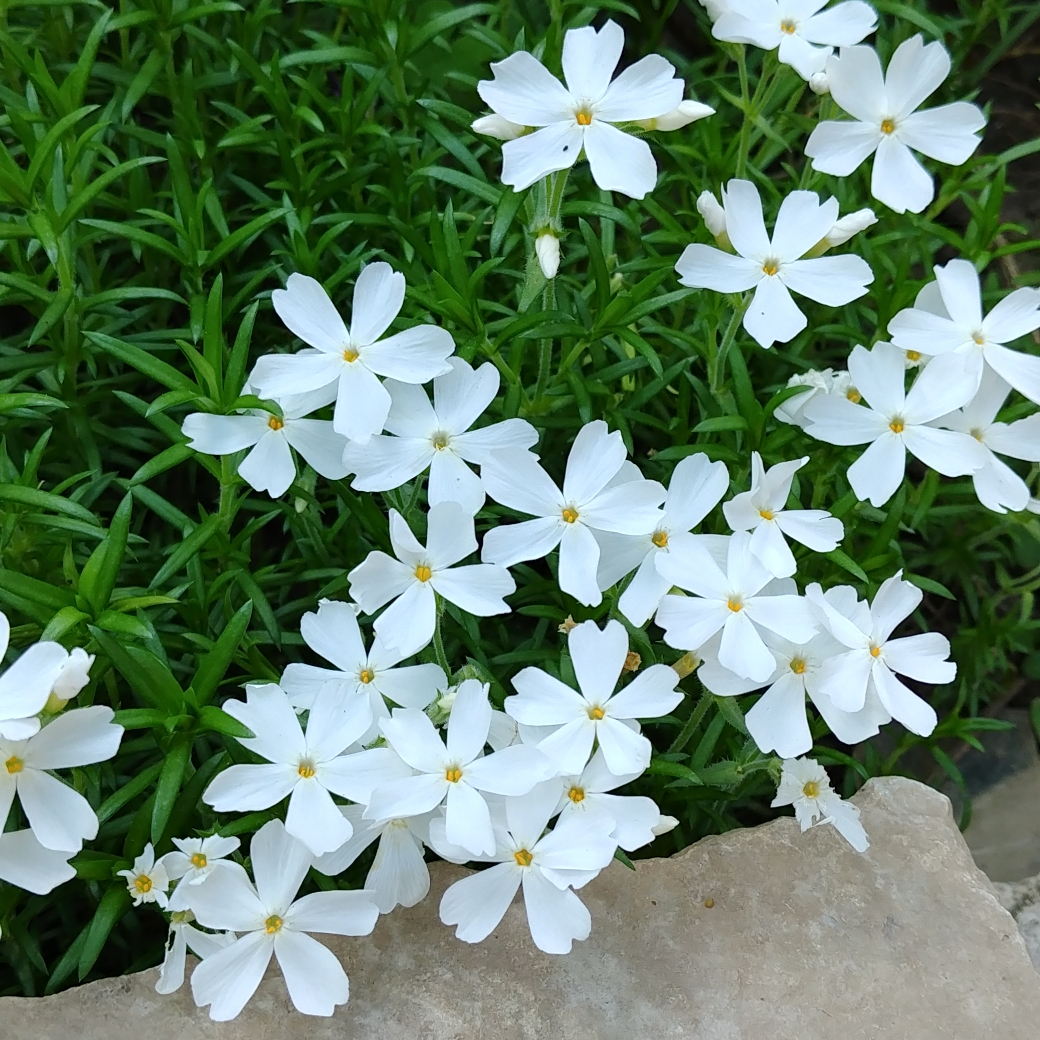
[3,776,1038,1039]
[965,759,1040,882]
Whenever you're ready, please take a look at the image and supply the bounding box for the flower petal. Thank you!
[272,273,348,354]
[983,288,1040,346]
[897,102,985,165]
[284,888,379,935]
[446,680,492,764]
[805,119,882,177]
[22,704,122,770]
[282,419,350,481]
[190,930,273,1022]
[220,683,305,763]
[723,177,771,259]
[562,420,626,505]
[347,551,415,614]
[481,515,563,567]
[286,780,353,856]
[522,868,592,954]
[499,121,583,192]
[984,342,1040,407]
[445,781,495,856]
[478,51,576,126]
[362,325,455,382]
[0,829,75,893]
[846,431,906,506]
[883,632,955,684]
[583,120,658,200]
[203,762,299,813]
[558,522,603,607]
[780,254,873,306]
[674,244,762,293]
[870,571,921,642]
[770,190,839,263]
[17,768,98,851]
[481,449,563,517]
[719,610,777,681]
[606,664,682,720]
[743,275,807,348]
[826,44,887,123]
[431,563,515,616]
[299,599,366,674]
[871,135,933,215]
[349,261,405,347]
[871,665,937,736]
[333,360,391,442]
[181,413,268,455]
[569,618,628,704]
[274,929,350,1017]
[596,54,683,122]
[238,430,296,497]
[746,672,812,758]
[506,668,588,726]
[885,34,950,121]
[251,818,316,913]
[440,861,521,942]
[562,19,624,101]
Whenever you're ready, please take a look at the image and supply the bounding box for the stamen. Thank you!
[562,507,579,524]
[588,705,605,721]
[445,766,463,783]
[790,657,807,675]
[4,755,23,774]
[870,645,882,658]
[576,110,592,126]
[514,848,534,866]
[134,875,153,894]
[190,853,208,869]
[802,781,819,798]
[343,347,359,362]
[972,332,985,346]
[568,786,586,803]
[431,431,450,451]
[889,419,905,434]
[969,427,984,442]
[727,596,743,612]
[846,388,862,403]
[762,259,779,276]
[297,760,317,779]
[906,350,921,362]
[264,914,283,934]
[759,509,774,521]
[880,118,896,135]
[359,668,375,684]
[652,530,669,548]
[780,18,797,33]
[267,416,284,431]
[414,564,432,582]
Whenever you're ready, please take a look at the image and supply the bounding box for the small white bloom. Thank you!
[161,834,241,912]
[481,420,665,607]
[349,502,515,659]
[773,368,853,427]
[809,70,830,95]
[189,820,379,1020]
[505,619,682,776]
[675,179,874,348]
[249,266,455,443]
[438,782,617,954]
[634,98,715,131]
[723,452,844,578]
[155,910,235,996]
[823,207,876,247]
[802,341,987,507]
[118,843,171,908]
[535,231,561,278]
[343,358,538,514]
[471,113,527,140]
[805,37,986,214]
[713,0,878,81]
[696,189,729,242]
[0,829,75,894]
[773,756,868,851]
[0,613,70,740]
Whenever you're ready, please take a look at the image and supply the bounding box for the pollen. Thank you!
[431,431,450,450]
[297,760,317,779]
[267,416,284,431]
[343,347,359,362]
[568,786,586,803]
[802,780,820,799]
[514,848,534,867]
[846,388,862,403]
[880,118,896,135]
[562,507,579,524]
[576,110,592,126]
[972,332,985,345]
[264,914,283,934]
[414,564,432,582]
[759,508,774,521]
[134,875,153,894]
[359,668,375,684]
[789,657,807,675]
[191,852,208,869]
[762,259,779,276]
[906,350,921,362]
[588,705,605,721]
[870,645,882,658]
[889,418,905,434]
[445,766,463,783]
[727,596,743,612]
[4,755,23,774]
[652,529,669,548]
[780,18,797,33]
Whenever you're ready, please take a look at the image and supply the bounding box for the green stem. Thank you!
[709,294,751,395]
[735,46,751,179]
[432,596,451,676]
[668,686,712,755]
[218,455,236,532]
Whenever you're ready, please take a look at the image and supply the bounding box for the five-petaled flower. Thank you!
[772,756,869,851]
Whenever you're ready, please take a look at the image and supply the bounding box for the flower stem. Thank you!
[735,46,751,179]
[668,686,712,755]
[218,455,237,532]
[433,595,451,676]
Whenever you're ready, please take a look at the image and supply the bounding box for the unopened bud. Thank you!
[809,71,830,96]
[652,814,679,836]
[672,651,701,679]
[698,0,729,20]
[46,648,94,712]
[636,99,715,132]
[696,191,726,237]
[535,232,560,279]
[622,651,642,674]
[558,614,578,635]
[471,114,526,141]
[824,208,877,247]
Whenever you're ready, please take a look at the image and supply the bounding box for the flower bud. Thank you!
[809,71,830,96]
[471,114,526,141]
[535,231,560,279]
[45,647,95,713]
[696,190,733,251]
[635,99,715,132]
[824,208,877,247]
[426,685,458,727]
[698,0,729,20]
[652,814,680,836]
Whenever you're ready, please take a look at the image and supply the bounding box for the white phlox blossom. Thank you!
[805,37,986,214]
[155,910,235,996]
[802,341,987,507]
[471,113,526,140]
[189,819,379,1020]
[535,232,561,279]
[593,452,729,627]
[806,571,952,736]
[935,369,1040,513]
[504,619,683,776]
[314,805,432,914]
[162,834,241,912]
[723,452,844,578]
[772,756,868,852]
[0,611,71,740]
[675,179,874,348]
[887,259,1040,406]
[655,532,818,682]
[0,828,76,894]
[249,265,455,443]
[280,598,445,743]
[348,501,515,659]
[203,682,407,856]
[712,0,878,81]
[476,20,708,199]
[45,647,95,713]
[0,705,123,852]
[119,843,171,908]
[773,367,856,428]
[438,781,618,954]
[481,420,666,608]
[633,99,716,132]
[698,0,731,20]
[342,357,539,514]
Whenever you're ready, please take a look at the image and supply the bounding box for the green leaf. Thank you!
[0,483,99,524]
[713,694,748,735]
[149,514,222,588]
[193,600,253,706]
[693,415,748,434]
[78,885,130,981]
[59,155,166,230]
[91,628,185,712]
[112,708,168,730]
[203,207,289,270]
[95,762,163,824]
[903,573,956,601]
[151,734,193,844]
[197,704,254,739]
[40,605,89,641]
[85,331,197,392]
[413,166,501,206]
[824,548,869,583]
[79,492,131,614]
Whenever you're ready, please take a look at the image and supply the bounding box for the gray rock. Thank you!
[2,775,1038,1039]
[992,871,1040,971]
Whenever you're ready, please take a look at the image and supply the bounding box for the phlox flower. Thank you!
[594,452,729,627]
[366,680,552,857]
[0,705,123,851]
[655,532,818,682]
[481,420,666,607]
[887,259,1040,406]
[803,341,987,507]
[203,683,407,856]
[280,599,445,743]
[723,452,844,578]
[119,843,170,908]
[348,502,515,660]
[45,647,95,712]
[342,358,538,514]
[250,266,455,443]
[675,179,873,348]
[504,619,683,776]
[0,612,71,740]
[162,834,241,912]
[438,782,618,954]
[189,819,379,1020]
[155,910,235,996]
[936,369,1040,513]
[772,756,868,852]
[713,0,878,81]
[0,829,75,894]
[475,20,707,199]
[805,37,986,214]
[774,367,856,428]
[806,571,952,736]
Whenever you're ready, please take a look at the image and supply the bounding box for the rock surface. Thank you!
[993,872,1040,972]
[3,775,1038,1039]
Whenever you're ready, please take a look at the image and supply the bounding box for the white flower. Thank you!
[280,599,446,741]
[594,452,729,626]
[182,392,349,499]
[504,619,682,776]
[823,207,877,248]
[772,757,868,851]
[481,420,665,607]
[471,113,526,140]
[162,834,241,912]
[806,571,952,736]
[0,706,123,851]
[249,266,455,443]
[655,532,818,682]
[203,683,401,856]
[0,614,70,740]
[535,232,561,278]
[118,843,170,908]
[634,98,715,131]
[936,369,1040,513]
[699,0,731,20]
[155,910,235,996]
[887,259,1040,406]
[805,37,986,214]
[342,358,538,514]
[0,829,75,894]
[44,646,95,714]
[773,367,854,427]
[189,819,379,1020]
[476,20,696,199]
[314,805,431,914]
[555,750,665,851]
[713,0,877,81]
[723,452,844,578]
[348,501,515,659]
[438,782,617,954]
[366,680,552,857]
[675,179,873,348]
[696,189,729,241]
[809,70,830,95]
[802,341,986,507]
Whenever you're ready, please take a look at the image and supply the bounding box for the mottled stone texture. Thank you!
[3,776,1038,1039]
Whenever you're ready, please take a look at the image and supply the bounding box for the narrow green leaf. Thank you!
[78,885,130,981]
[193,600,253,706]
[149,514,221,588]
[151,734,192,844]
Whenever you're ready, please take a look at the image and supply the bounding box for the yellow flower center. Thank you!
[780,18,797,33]
[889,419,905,434]
[576,110,592,126]
[880,118,896,135]
[297,760,317,779]
[514,848,534,866]
[191,853,208,869]
[568,786,586,803]
[5,755,23,774]
[134,875,152,894]
[870,645,882,658]
[414,564,432,582]
[972,332,985,346]
[970,427,984,442]
[445,766,463,783]
[652,529,669,548]
[802,781,820,799]
[267,416,284,431]
[762,259,779,276]
[758,508,774,521]
[588,705,605,721]
[846,388,862,403]
[431,431,450,450]
[265,914,283,934]
[359,668,375,684]
[343,347,359,362]
[727,596,743,612]
[562,507,579,524]
[790,657,807,675]
[906,350,921,362]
